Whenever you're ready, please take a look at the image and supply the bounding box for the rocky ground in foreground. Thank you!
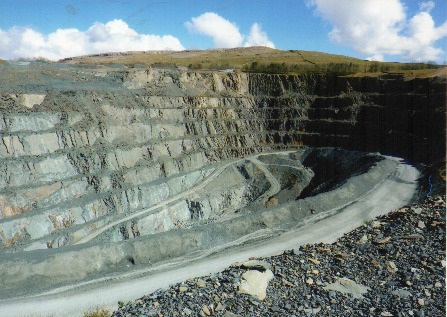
[111,195,446,317]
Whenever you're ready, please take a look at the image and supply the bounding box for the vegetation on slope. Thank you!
[83,307,111,317]
[60,47,445,78]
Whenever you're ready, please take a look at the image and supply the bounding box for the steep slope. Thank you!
[0,61,444,300]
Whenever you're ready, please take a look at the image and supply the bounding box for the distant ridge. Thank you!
[60,47,444,78]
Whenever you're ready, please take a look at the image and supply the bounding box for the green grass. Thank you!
[60,47,445,78]
[82,307,111,317]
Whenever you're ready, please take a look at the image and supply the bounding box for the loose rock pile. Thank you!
[112,196,445,317]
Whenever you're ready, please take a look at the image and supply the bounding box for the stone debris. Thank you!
[238,269,274,300]
[372,220,383,228]
[215,302,226,311]
[359,234,368,243]
[324,277,370,299]
[401,234,423,239]
[391,289,412,298]
[412,207,422,214]
[304,307,321,314]
[19,93,46,109]
[386,261,398,273]
[308,258,321,265]
[223,312,241,317]
[201,304,211,316]
[112,196,445,316]
[374,236,391,244]
[196,279,206,288]
[306,277,314,285]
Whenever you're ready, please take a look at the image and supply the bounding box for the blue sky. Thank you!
[0,0,446,63]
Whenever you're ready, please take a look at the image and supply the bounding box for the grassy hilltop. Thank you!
[60,46,445,78]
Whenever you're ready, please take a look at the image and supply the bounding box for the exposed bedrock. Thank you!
[0,65,444,296]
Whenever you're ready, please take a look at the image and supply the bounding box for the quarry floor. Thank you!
[0,156,419,317]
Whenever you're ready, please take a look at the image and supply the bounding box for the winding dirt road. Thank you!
[75,151,294,245]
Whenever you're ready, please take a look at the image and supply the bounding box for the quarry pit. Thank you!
[0,54,444,316]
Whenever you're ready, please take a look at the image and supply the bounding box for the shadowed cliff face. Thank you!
[247,72,446,163]
[0,63,443,296]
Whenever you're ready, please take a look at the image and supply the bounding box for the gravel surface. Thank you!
[112,195,446,317]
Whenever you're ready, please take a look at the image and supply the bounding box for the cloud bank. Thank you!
[309,0,447,62]
[185,12,275,49]
[1,12,274,61]
[0,19,184,61]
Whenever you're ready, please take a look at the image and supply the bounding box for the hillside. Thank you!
[60,47,445,78]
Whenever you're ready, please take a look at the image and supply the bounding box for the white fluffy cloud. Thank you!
[419,1,435,13]
[185,12,275,49]
[309,0,447,62]
[185,12,244,48]
[0,19,185,61]
[244,23,275,48]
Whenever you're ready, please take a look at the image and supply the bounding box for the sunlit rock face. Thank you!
[0,62,444,297]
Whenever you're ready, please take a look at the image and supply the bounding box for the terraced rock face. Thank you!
[0,62,444,297]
